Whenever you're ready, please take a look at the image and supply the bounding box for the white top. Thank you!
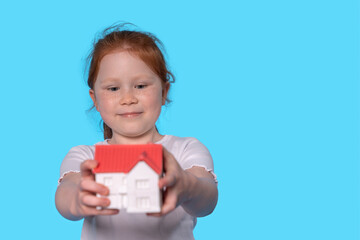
[59,135,216,240]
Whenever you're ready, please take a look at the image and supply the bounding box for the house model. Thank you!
[93,144,163,213]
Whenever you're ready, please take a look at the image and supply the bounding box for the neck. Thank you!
[108,128,163,145]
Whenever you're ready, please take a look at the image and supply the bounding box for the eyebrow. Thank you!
[101,78,119,83]
[96,78,120,87]
[132,74,156,80]
[103,75,155,82]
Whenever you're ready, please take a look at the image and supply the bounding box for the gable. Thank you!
[93,144,163,175]
[130,161,158,178]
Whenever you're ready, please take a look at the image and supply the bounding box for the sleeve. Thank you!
[58,145,94,184]
[179,138,217,183]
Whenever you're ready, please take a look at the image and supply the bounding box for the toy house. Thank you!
[93,144,163,213]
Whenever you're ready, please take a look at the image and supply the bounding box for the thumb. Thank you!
[80,160,98,178]
[159,173,176,189]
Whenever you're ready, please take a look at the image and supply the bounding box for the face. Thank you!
[89,51,169,142]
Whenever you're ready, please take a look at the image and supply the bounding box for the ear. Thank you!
[89,89,99,111]
[162,82,170,105]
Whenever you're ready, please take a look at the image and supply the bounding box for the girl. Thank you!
[55,23,218,240]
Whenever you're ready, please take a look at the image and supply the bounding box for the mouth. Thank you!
[118,112,143,118]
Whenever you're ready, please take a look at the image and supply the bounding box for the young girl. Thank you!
[55,23,218,240]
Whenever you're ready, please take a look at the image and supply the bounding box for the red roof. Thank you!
[93,144,163,175]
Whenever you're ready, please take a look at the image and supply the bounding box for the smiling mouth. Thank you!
[119,112,142,118]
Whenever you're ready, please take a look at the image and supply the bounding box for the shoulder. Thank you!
[161,135,207,151]
[65,140,108,159]
[65,145,95,161]
[161,135,213,167]
[60,140,107,176]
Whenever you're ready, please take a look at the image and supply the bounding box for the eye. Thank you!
[135,84,147,89]
[107,87,119,92]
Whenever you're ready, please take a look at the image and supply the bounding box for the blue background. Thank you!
[0,0,358,239]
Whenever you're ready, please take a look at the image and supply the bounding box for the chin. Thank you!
[119,129,148,138]
[112,125,156,139]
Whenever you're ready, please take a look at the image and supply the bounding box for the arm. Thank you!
[182,166,218,217]
[151,148,218,217]
[55,160,119,221]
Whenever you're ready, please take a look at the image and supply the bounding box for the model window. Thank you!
[104,177,113,186]
[122,194,128,208]
[136,179,150,189]
[136,197,150,209]
[119,176,127,186]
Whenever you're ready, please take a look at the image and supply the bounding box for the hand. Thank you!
[148,147,193,217]
[71,160,119,218]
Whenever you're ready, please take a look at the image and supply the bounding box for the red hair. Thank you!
[85,23,175,139]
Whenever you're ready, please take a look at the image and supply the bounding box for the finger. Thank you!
[147,212,162,217]
[80,179,109,195]
[162,147,172,162]
[83,206,119,216]
[161,192,178,215]
[95,208,120,216]
[80,160,98,178]
[159,174,176,189]
[80,194,111,208]
[162,147,180,173]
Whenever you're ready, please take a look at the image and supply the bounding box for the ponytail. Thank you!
[103,122,113,139]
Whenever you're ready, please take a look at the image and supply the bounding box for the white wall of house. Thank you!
[96,162,161,213]
[96,172,127,209]
[127,162,161,213]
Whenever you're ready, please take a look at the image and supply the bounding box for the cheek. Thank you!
[97,96,115,112]
[139,91,163,117]
[143,90,163,106]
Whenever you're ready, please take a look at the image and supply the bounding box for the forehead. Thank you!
[97,51,156,79]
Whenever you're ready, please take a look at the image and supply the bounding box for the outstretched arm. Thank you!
[151,148,218,217]
[55,160,119,221]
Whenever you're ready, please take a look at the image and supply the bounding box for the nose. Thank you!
[120,88,138,105]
